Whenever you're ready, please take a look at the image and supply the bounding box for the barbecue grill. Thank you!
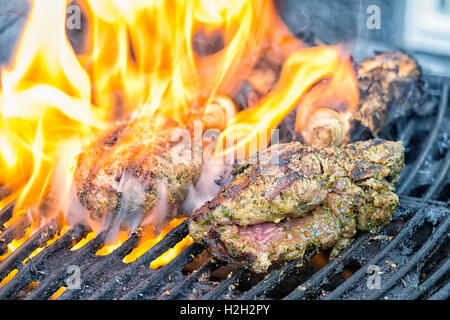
[0,73,448,300]
[0,0,449,301]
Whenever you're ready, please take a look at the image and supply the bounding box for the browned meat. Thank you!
[279,51,422,147]
[189,139,404,273]
[74,116,201,224]
[354,51,422,134]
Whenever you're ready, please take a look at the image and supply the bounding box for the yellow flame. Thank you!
[215,46,350,159]
[149,236,193,270]
[123,217,187,264]
[0,269,18,286]
[95,230,129,256]
[49,286,67,300]
[0,0,359,268]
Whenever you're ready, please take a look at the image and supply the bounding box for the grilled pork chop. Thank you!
[74,116,201,223]
[189,139,404,273]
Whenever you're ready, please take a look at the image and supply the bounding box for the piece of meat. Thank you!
[353,51,423,135]
[189,139,404,273]
[278,51,422,147]
[74,116,201,224]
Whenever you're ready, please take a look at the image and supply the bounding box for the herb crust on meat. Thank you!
[74,116,201,223]
[189,139,404,273]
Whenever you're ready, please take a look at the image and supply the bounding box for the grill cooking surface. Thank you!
[0,75,449,300]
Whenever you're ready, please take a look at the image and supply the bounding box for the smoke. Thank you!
[182,158,232,214]
[141,180,171,234]
[66,188,100,229]
[101,170,146,243]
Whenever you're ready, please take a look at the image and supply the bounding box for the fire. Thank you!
[0,0,102,229]
[295,51,359,146]
[0,0,359,270]
[95,230,129,256]
[123,217,192,267]
[214,46,355,159]
[0,233,30,263]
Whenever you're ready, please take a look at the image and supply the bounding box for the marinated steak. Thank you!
[74,116,201,223]
[189,139,404,273]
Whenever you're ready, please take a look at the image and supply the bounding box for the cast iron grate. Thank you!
[0,74,448,300]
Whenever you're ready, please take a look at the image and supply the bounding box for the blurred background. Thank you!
[1,0,450,75]
[279,0,450,75]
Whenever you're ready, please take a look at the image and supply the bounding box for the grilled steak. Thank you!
[74,116,201,224]
[189,139,404,273]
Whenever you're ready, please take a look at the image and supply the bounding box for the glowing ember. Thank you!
[0,269,18,287]
[22,225,71,265]
[95,230,129,256]
[49,286,67,300]
[149,236,193,270]
[123,218,188,264]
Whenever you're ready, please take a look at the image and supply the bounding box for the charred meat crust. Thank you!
[203,228,257,267]
[355,51,423,133]
[74,117,202,222]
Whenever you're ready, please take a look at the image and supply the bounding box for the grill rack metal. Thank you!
[0,75,448,300]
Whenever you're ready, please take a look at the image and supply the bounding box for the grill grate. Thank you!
[0,75,449,300]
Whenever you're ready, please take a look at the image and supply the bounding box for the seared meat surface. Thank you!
[189,139,404,273]
[74,117,201,223]
[354,51,422,134]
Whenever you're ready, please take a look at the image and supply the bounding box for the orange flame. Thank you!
[295,50,359,144]
[0,0,103,229]
[214,46,356,159]
[0,0,359,268]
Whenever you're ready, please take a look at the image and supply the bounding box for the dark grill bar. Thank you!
[366,216,449,300]
[86,220,190,300]
[0,223,89,299]
[397,83,448,195]
[0,74,449,300]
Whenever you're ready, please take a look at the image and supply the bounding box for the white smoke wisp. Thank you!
[65,184,112,241]
[182,157,232,215]
[141,179,170,234]
[104,170,146,243]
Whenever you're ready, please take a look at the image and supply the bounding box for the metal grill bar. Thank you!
[398,83,448,195]
[201,268,245,300]
[424,148,450,199]
[366,216,449,299]
[120,243,203,300]
[0,219,58,281]
[405,257,450,300]
[0,214,31,254]
[398,121,417,146]
[239,250,316,300]
[284,234,368,300]
[88,220,189,299]
[0,223,88,299]
[162,261,216,300]
[31,230,140,300]
[323,206,427,299]
[0,201,14,227]
[57,231,140,300]
[428,282,450,300]
[24,229,110,300]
